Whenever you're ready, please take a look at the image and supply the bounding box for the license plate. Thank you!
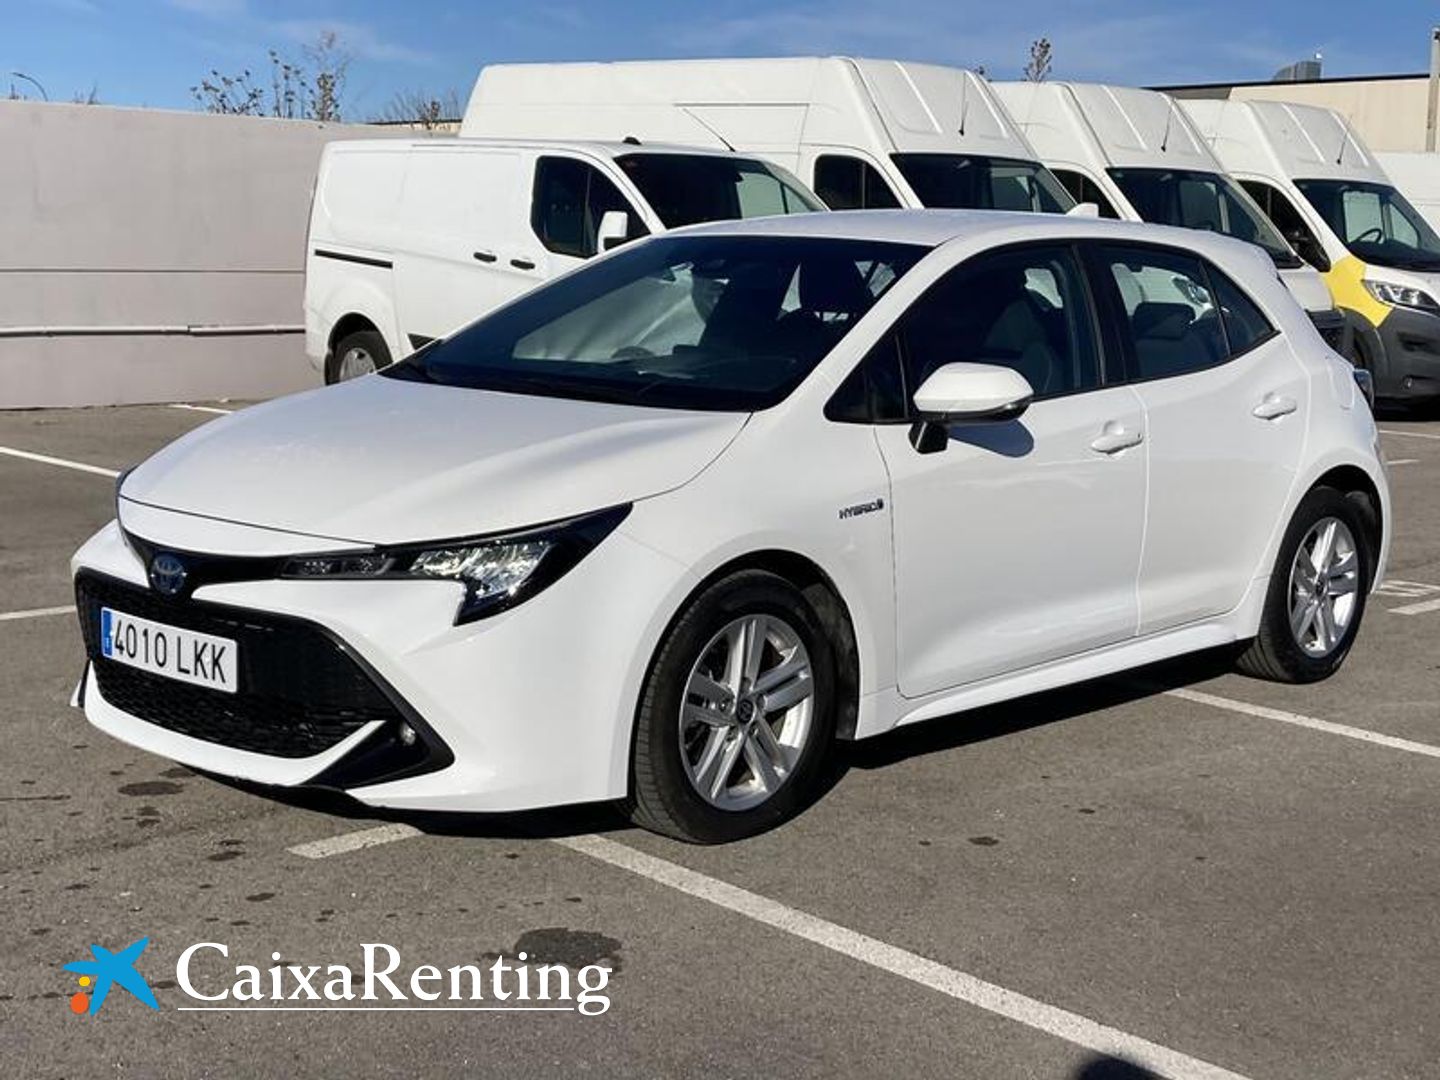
[99,608,238,694]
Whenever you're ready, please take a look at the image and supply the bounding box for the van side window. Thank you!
[894,245,1101,401]
[1240,180,1327,269]
[813,155,901,210]
[1095,245,1231,380]
[1050,169,1120,218]
[532,157,646,259]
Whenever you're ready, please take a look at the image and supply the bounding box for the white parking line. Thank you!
[1390,596,1440,616]
[0,605,74,623]
[286,823,420,858]
[0,445,118,478]
[1387,458,1419,466]
[1166,688,1440,759]
[1379,428,1440,441]
[554,834,1251,1080]
[168,403,233,415]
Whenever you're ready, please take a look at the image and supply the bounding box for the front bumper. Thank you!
[1373,304,1440,400]
[71,515,692,812]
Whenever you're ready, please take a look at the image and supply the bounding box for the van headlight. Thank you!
[281,505,630,623]
[1362,280,1440,313]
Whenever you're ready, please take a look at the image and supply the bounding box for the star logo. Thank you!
[63,937,160,1015]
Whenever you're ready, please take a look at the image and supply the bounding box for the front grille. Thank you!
[76,573,401,758]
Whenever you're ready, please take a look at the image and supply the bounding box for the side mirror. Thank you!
[1288,231,1330,272]
[597,210,631,252]
[909,363,1034,453]
[1066,201,1101,218]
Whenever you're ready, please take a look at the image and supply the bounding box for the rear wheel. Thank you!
[1236,486,1372,683]
[326,328,391,384]
[627,571,837,843]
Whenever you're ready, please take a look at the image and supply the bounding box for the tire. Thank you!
[1235,486,1374,684]
[326,328,391,384]
[627,570,838,843]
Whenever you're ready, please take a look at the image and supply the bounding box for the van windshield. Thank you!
[388,235,924,411]
[616,154,824,228]
[890,154,1074,213]
[1294,178,1440,271]
[1108,168,1300,267]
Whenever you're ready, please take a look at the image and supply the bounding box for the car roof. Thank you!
[670,208,1273,263]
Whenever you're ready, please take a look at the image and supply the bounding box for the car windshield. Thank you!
[1108,167,1300,267]
[616,154,824,228]
[1294,178,1440,271]
[890,154,1074,213]
[389,235,924,411]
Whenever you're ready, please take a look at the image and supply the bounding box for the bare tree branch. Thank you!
[372,87,464,129]
[191,33,350,120]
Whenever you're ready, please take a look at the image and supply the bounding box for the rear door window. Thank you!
[1092,244,1274,380]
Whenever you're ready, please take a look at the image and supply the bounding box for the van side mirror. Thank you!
[909,363,1034,453]
[1288,230,1330,272]
[597,210,631,252]
[1066,202,1101,218]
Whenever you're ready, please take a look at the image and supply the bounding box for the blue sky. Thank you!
[1,0,1431,119]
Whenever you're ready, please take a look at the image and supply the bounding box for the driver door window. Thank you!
[897,245,1102,399]
[1241,180,1327,269]
[813,155,902,210]
[532,157,646,259]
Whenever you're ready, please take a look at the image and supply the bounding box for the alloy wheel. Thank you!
[1287,516,1360,657]
[678,614,815,812]
[337,346,377,381]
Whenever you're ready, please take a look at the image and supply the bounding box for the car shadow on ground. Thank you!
[1072,1057,1162,1079]
[205,647,1241,844]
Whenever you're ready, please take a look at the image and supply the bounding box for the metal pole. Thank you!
[1427,27,1440,151]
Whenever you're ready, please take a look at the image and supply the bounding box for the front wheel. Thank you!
[326,328,391,384]
[1235,486,1373,683]
[627,571,837,843]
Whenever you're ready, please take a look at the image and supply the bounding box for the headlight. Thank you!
[1362,279,1440,313]
[280,505,630,624]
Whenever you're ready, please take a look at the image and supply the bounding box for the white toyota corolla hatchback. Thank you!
[72,211,1390,843]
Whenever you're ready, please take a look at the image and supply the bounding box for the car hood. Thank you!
[121,376,748,546]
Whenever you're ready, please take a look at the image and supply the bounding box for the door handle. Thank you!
[1090,426,1144,455]
[510,258,536,271]
[1252,394,1297,421]
[472,250,497,263]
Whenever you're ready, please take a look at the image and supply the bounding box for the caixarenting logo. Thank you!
[64,936,613,1016]
[63,938,159,1015]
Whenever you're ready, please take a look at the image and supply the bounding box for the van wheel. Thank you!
[627,571,836,843]
[327,329,391,384]
[1235,486,1372,684]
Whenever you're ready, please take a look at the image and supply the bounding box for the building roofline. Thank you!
[1152,71,1428,93]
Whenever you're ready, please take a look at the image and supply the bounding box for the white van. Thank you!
[305,137,822,382]
[1184,98,1440,402]
[459,57,1076,215]
[994,81,1342,347]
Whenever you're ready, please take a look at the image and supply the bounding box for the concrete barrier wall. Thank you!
[0,101,406,408]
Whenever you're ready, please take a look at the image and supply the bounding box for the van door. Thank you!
[392,146,526,347]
